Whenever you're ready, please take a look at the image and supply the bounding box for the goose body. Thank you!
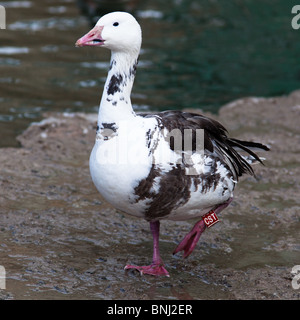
[90,110,236,221]
[76,12,269,276]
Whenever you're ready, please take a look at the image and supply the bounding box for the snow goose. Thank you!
[75,11,269,276]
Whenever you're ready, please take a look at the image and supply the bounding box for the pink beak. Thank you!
[75,25,104,47]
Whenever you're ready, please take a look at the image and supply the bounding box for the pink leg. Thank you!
[173,219,206,258]
[173,197,233,258]
[125,221,169,276]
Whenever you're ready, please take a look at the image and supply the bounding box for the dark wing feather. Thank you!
[139,110,269,179]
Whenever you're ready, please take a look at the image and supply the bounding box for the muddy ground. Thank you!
[0,90,299,300]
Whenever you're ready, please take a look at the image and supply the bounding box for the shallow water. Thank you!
[1,0,300,147]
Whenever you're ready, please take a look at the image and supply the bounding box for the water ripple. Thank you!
[8,17,87,31]
[0,47,29,55]
[0,1,32,8]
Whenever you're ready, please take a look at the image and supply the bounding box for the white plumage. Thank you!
[76,12,269,276]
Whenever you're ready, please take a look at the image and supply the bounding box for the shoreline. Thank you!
[0,90,299,299]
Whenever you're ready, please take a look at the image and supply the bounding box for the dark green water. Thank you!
[1,0,300,147]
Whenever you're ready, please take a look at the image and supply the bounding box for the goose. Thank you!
[75,11,269,276]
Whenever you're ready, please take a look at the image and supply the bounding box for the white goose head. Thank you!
[75,11,142,55]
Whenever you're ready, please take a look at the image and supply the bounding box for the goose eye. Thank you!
[113,22,119,27]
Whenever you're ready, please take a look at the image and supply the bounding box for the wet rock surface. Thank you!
[0,91,299,299]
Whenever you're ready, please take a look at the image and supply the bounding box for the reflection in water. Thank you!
[0,0,300,147]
